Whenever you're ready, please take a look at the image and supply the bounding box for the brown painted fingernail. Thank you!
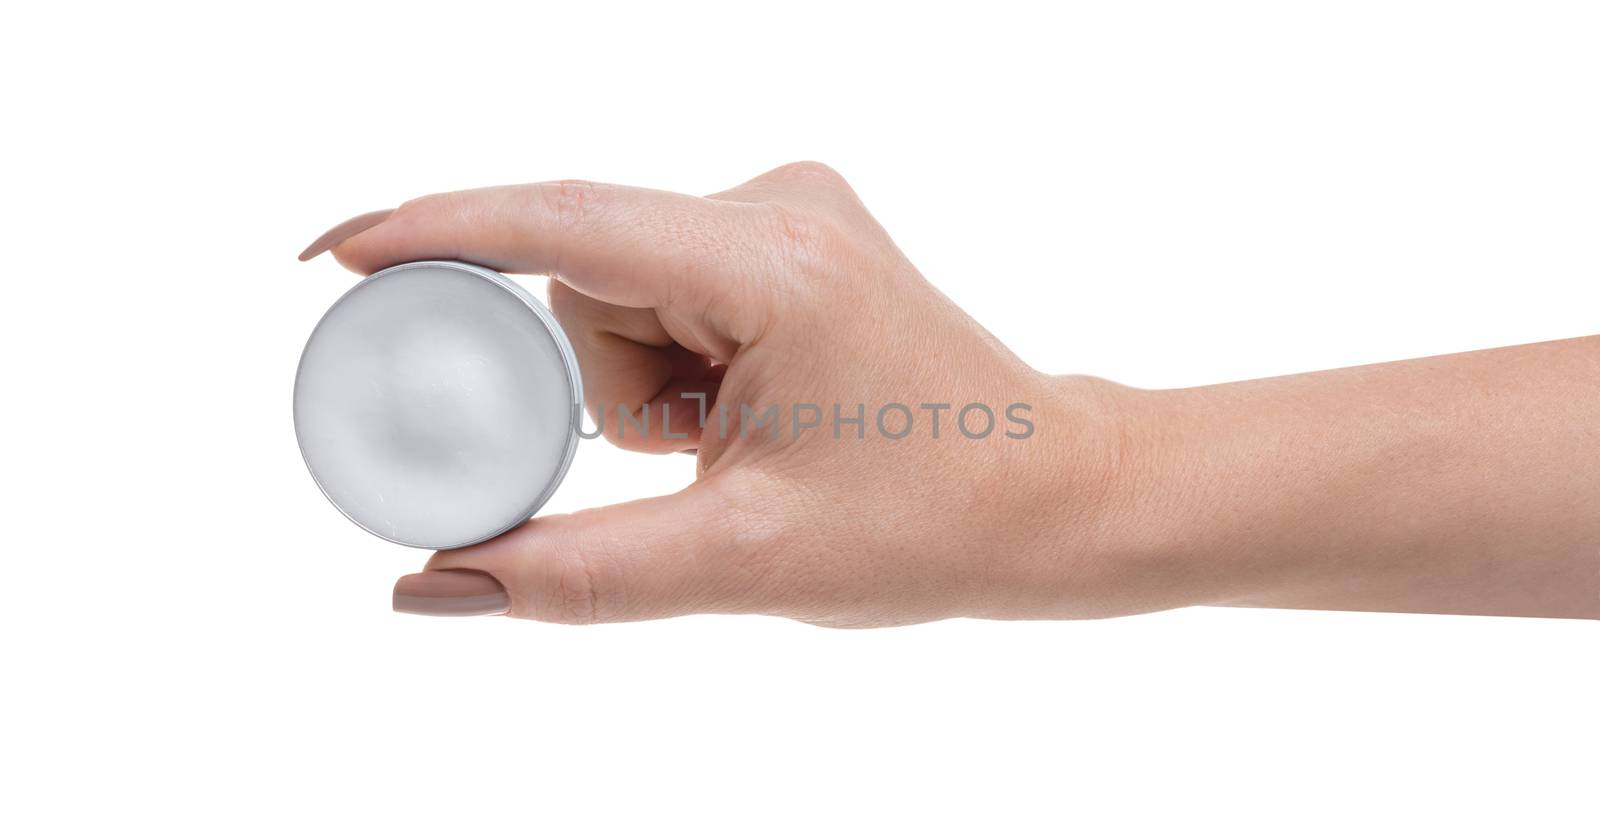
[298,208,394,261]
[393,569,510,617]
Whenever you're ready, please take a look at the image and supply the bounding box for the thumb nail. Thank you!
[298,208,394,261]
[393,569,510,617]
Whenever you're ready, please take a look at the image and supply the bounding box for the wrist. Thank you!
[974,372,1151,618]
[991,374,1275,619]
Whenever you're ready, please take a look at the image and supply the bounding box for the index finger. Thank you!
[314,181,769,314]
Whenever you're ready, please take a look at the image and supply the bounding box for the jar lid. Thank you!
[294,261,582,549]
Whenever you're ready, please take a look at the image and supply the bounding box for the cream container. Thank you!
[294,261,582,549]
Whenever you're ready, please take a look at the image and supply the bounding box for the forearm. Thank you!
[1062,336,1600,619]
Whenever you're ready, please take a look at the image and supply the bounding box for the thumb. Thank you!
[393,480,756,623]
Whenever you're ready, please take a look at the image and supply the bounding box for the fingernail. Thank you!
[393,569,510,617]
[298,208,394,261]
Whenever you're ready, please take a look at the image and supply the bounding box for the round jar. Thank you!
[294,260,582,549]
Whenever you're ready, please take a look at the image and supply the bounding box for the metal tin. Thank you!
[294,261,582,549]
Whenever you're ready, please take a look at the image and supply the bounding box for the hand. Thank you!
[302,162,1124,626]
[302,163,1600,623]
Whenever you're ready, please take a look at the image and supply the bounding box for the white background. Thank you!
[3,2,1596,829]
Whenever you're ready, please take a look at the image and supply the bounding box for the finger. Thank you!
[315,182,772,343]
[548,280,718,453]
[398,482,754,624]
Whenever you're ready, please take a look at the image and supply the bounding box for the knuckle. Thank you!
[765,202,824,252]
[555,553,605,625]
[393,191,453,220]
[552,550,606,624]
[519,534,613,625]
[760,202,856,275]
[539,179,603,233]
[772,160,850,191]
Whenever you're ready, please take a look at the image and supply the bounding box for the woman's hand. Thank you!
[302,163,1126,626]
[302,162,1600,623]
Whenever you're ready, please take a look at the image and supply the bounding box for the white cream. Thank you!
[294,261,581,549]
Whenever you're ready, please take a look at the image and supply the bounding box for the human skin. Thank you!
[300,162,1600,625]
